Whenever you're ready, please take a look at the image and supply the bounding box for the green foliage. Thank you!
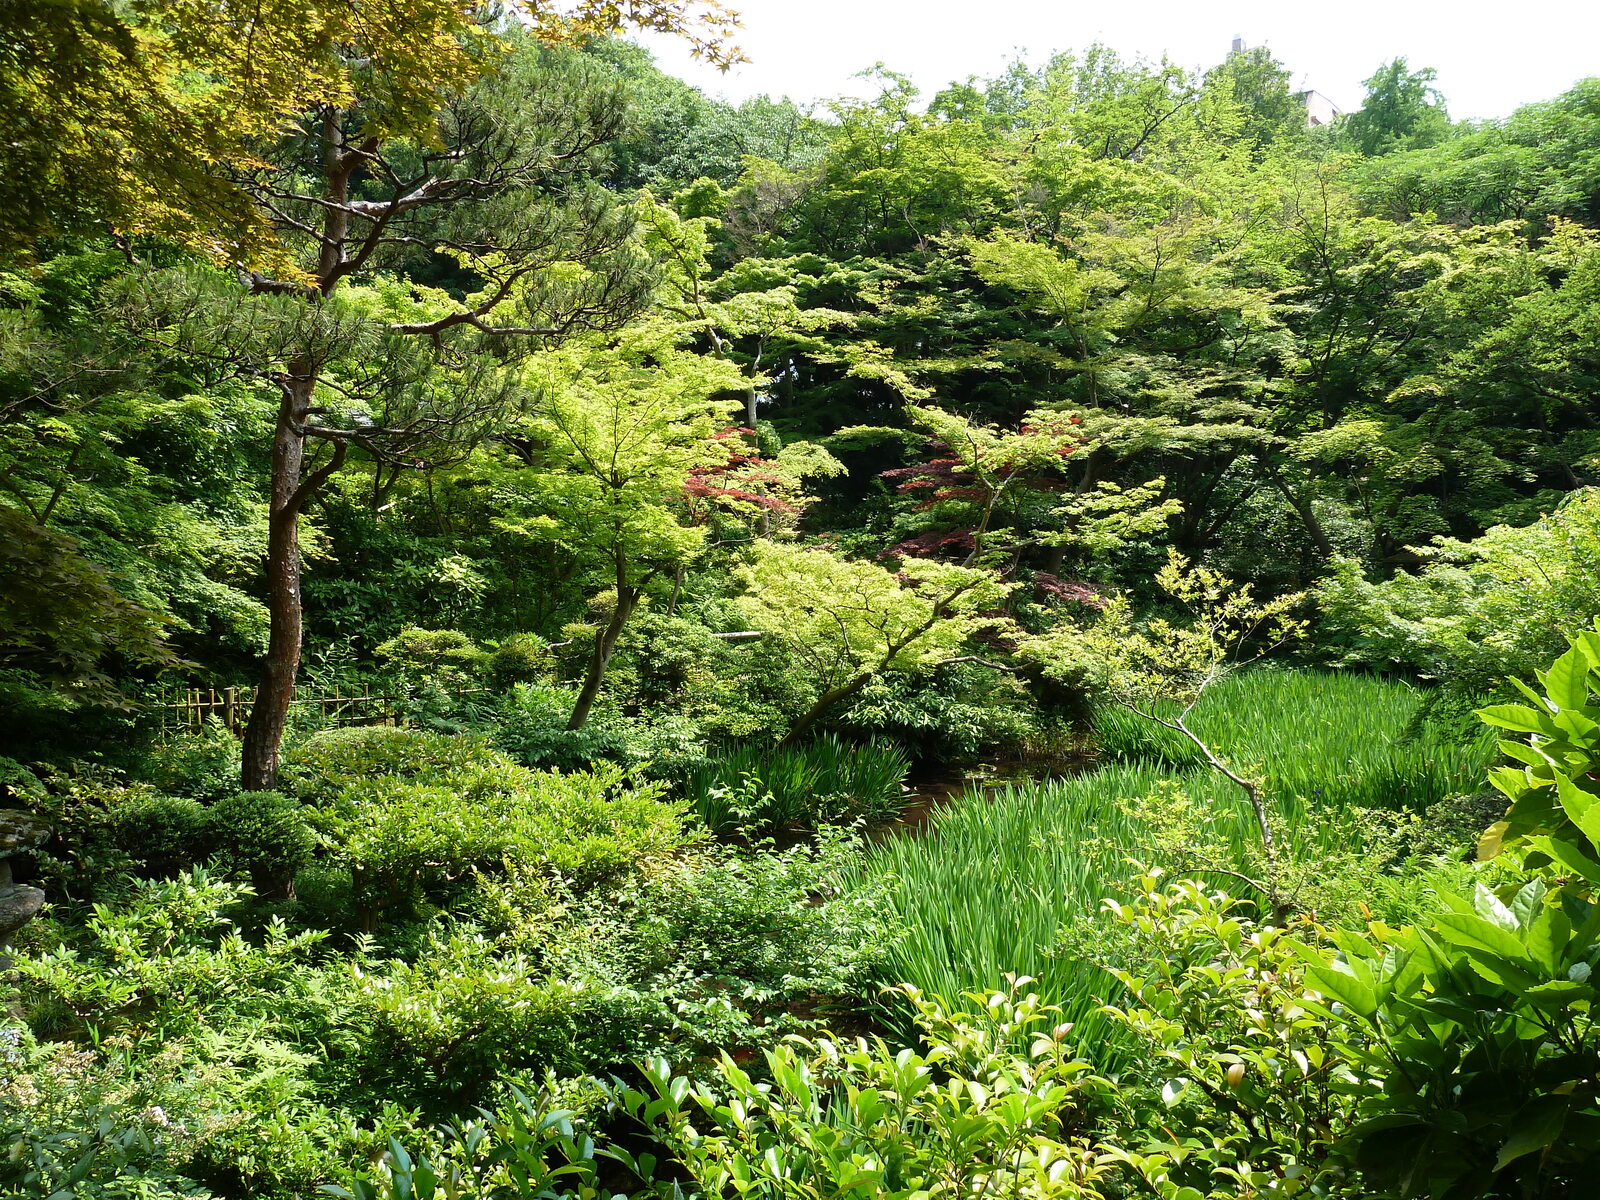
[349,831,891,1107]
[865,771,1141,1055]
[1318,489,1600,709]
[682,734,909,833]
[330,1084,625,1200]
[1269,631,1600,1196]
[1100,874,1357,1198]
[108,790,213,878]
[1092,668,1492,813]
[1344,58,1453,157]
[375,627,490,731]
[1475,620,1600,866]
[493,682,628,770]
[375,628,484,683]
[615,982,1114,1199]
[5,869,416,1197]
[838,666,1039,762]
[1357,79,1600,228]
[485,633,552,691]
[207,791,314,897]
[284,727,504,798]
[15,869,324,1042]
[868,668,1484,1051]
[349,983,1117,1200]
[16,16,1600,1200]
[0,505,181,710]
[140,725,242,804]
[288,727,687,927]
[1313,879,1600,1195]
[0,1020,219,1200]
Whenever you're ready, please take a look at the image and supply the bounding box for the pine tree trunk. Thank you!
[241,376,314,791]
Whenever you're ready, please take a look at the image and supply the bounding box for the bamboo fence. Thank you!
[152,683,485,733]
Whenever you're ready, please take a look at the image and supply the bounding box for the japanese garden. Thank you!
[6,2,1600,1196]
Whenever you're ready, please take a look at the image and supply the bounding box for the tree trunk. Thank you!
[241,379,311,790]
[567,584,639,731]
[1264,462,1335,562]
[777,673,871,749]
[241,371,345,790]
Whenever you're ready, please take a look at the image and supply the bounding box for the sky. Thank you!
[639,0,1600,122]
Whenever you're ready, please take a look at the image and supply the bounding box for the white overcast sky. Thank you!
[639,0,1599,122]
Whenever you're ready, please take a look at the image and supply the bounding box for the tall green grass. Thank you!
[1091,668,1494,811]
[864,668,1496,1056]
[687,734,910,833]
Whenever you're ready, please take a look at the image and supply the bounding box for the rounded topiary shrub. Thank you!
[207,791,315,897]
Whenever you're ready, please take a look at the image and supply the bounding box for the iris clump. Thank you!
[864,668,1493,1051]
[684,733,911,834]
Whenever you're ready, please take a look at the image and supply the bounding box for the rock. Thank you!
[0,885,44,939]
[0,810,50,857]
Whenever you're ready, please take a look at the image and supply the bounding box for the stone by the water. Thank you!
[0,884,44,938]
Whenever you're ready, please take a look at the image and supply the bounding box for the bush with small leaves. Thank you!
[207,790,314,897]
[1099,873,1361,1199]
[485,632,552,691]
[109,790,213,878]
[287,727,689,929]
[343,983,1117,1200]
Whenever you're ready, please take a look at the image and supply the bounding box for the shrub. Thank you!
[284,726,514,799]
[1099,874,1359,1197]
[290,728,689,929]
[207,791,315,897]
[14,869,327,1041]
[343,983,1116,1200]
[492,682,622,771]
[345,928,611,1106]
[374,628,484,682]
[1259,629,1600,1197]
[109,791,213,878]
[572,830,895,1012]
[0,756,46,805]
[139,725,241,803]
[373,628,493,731]
[6,871,405,1199]
[1317,488,1600,712]
[485,633,551,691]
[837,666,1038,762]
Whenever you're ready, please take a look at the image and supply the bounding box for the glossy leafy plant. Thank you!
[1299,627,1600,1196]
[611,981,1114,1199]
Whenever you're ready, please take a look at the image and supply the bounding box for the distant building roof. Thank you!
[1297,89,1342,128]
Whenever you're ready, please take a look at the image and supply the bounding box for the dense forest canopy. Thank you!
[6,3,1600,1197]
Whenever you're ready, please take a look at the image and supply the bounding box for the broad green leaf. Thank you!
[1524,903,1570,976]
[1555,773,1600,848]
[1474,883,1521,932]
[1477,820,1510,861]
[1432,912,1532,962]
[1539,646,1593,712]
[1477,704,1557,735]
[1495,1095,1570,1171]
[1521,979,1592,1007]
[1303,962,1377,1017]
[1525,836,1600,886]
[1499,739,1553,768]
